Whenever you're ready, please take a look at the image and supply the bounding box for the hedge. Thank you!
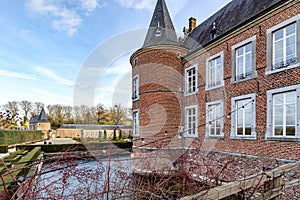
[0,147,41,198]
[3,155,22,164]
[112,141,132,150]
[17,144,87,153]
[0,130,43,145]
[16,142,132,153]
[0,145,8,153]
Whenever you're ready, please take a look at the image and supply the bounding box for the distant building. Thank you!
[29,108,51,135]
[57,124,132,139]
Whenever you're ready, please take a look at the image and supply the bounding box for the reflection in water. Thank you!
[34,155,132,199]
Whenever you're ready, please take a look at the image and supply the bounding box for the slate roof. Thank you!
[61,124,132,130]
[184,0,285,50]
[29,108,49,124]
[143,0,179,47]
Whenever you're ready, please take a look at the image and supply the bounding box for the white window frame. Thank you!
[206,100,224,138]
[266,85,300,141]
[266,14,300,74]
[230,93,256,140]
[185,64,198,96]
[132,75,139,101]
[133,109,140,137]
[231,36,257,83]
[206,52,224,90]
[185,105,198,137]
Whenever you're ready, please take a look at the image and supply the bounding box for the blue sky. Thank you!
[0,0,231,108]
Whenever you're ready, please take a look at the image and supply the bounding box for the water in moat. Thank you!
[33,155,132,199]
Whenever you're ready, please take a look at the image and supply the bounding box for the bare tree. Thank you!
[110,103,127,125]
[0,110,17,130]
[20,101,33,118]
[61,105,74,124]
[32,102,44,116]
[73,105,98,124]
[3,101,19,116]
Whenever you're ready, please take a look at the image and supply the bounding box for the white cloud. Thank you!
[80,0,101,15]
[167,0,189,16]
[28,87,73,105]
[114,0,154,11]
[113,0,188,16]
[25,0,101,36]
[0,69,38,80]
[52,9,82,36]
[35,66,74,86]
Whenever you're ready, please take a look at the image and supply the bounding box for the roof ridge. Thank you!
[184,0,284,50]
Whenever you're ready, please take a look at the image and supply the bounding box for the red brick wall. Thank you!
[132,47,186,148]
[132,1,300,160]
[183,1,300,160]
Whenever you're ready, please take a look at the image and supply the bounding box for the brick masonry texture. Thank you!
[132,1,300,160]
[132,48,186,148]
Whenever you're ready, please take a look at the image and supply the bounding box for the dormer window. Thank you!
[155,21,162,37]
[210,22,222,40]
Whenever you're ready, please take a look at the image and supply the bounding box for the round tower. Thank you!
[130,0,187,148]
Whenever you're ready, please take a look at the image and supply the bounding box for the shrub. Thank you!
[0,130,43,145]
[104,130,107,139]
[3,155,22,164]
[0,147,42,195]
[112,141,132,150]
[16,144,87,153]
[0,145,8,153]
[119,129,122,140]
[113,129,117,140]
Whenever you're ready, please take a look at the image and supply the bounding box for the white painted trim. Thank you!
[185,64,198,96]
[184,105,198,138]
[206,51,224,91]
[132,109,140,137]
[230,93,257,140]
[132,75,140,101]
[266,84,300,141]
[205,100,224,138]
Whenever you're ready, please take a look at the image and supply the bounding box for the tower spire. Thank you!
[143,0,178,47]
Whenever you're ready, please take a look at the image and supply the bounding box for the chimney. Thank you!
[189,17,196,32]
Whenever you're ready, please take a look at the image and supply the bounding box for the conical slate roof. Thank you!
[29,108,49,124]
[143,0,178,47]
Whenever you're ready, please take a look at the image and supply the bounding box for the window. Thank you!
[266,85,300,141]
[230,94,256,139]
[206,52,224,90]
[206,101,224,138]
[266,15,300,74]
[134,58,138,66]
[273,91,296,136]
[132,75,139,101]
[185,64,198,95]
[133,110,139,137]
[272,23,296,69]
[231,36,256,82]
[185,106,198,137]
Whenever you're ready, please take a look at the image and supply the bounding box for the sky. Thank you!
[0,0,232,109]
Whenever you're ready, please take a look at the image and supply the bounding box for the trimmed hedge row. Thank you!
[0,130,43,145]
[17,144,87,153]
[0,147,41,198]
[16,142,133,153]
[0,145,8,153]
[3,155,22,164]
[113,141,132,149]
